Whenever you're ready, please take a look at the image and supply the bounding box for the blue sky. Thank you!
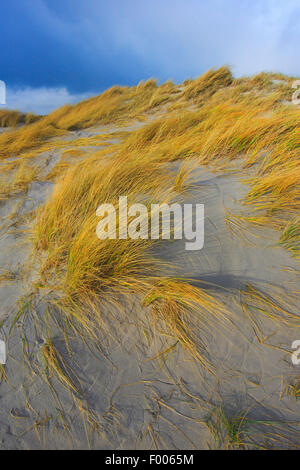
[1,0,300,114]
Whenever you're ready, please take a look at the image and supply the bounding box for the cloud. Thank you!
[5,87,92,115]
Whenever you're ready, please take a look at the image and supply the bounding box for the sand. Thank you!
[0,124,300,450]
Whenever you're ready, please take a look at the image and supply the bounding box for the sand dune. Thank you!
[0,71,300,449]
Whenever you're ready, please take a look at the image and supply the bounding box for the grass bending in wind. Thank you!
[34,147,231,371]
[0,161,38,200]
[0,109,40,128]
[114,78,300,257]
[0,78,179,161]
[32,67,300,373]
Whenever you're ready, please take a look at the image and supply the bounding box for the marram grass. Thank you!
[0,66,299,377]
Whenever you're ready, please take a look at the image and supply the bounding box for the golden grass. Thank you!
[0,269,16,283]
[173,162,195,192]
[30,66,300,375]
[42,339,81,394]
[206,406,249,449]
[0,67,293,164]
[0,161,38,200]
[0,78,179,162]
[206,405,297,450]
[0,109,40,127]
[44,148,86,181]
[279,219,300,259]
[0,65,297,385]
[33,140,233,370]
[183,66,233,100]
[107,74,300,256]
[34,153,169,304]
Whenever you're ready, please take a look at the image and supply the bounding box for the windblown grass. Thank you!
[0,109,40,128]
[42,339,81,394]
[31,66,300,374]
[279,219,300,259]
[44,148,87,181]
[0,161,38,200]
[33,143,232,370]
[206,405,297,450]
[110,72,300,256]
[1,66,299,447]
[0,66,296,377]
[0,79,178,161]
[183,66,233,100]
[0,269,17,283]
